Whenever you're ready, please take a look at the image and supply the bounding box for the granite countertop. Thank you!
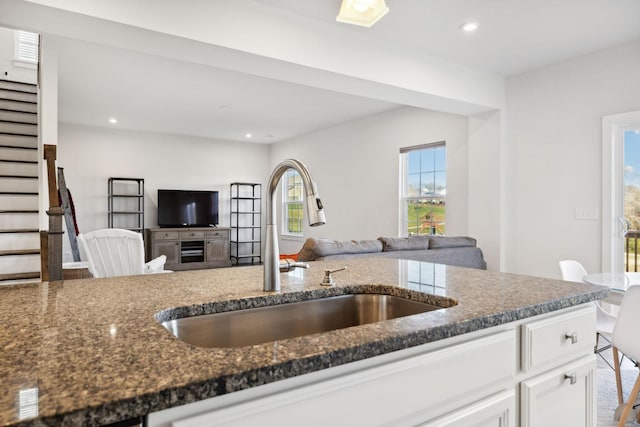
[0,257,608,426]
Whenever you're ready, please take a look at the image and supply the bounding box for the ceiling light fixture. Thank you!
[245,133,253,139]
[460,21,479,33]
[336,0,389,27]
[108,118,117,124]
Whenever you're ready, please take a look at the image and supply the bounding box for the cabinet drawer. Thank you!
[154,231,179,240]
[180,231,205,239]
[521,305,595,372]
[206,230,228,239]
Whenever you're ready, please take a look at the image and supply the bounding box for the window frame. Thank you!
[281,169,304,238]
[400,141,447,237]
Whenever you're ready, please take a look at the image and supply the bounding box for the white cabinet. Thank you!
[520,357,595,427]
[152,331,516,427]
[419,390,515,427]
[148,304,596,427]
[519,305,596,427]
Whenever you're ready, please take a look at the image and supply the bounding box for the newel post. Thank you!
[43,144,63,283]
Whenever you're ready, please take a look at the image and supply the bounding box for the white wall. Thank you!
[58,124,270,258]
[270,106,469,255]
[505,39,640,279]
[468,110,502,271]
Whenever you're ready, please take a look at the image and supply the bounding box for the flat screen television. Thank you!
[157,189,219,227]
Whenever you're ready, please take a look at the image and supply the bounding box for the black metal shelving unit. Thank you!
[230,182,261,265]
[107,177,144,235]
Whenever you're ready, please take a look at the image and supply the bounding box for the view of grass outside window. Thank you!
[624,129,640,271]
[401,143,446,236]
[283,170,303,235]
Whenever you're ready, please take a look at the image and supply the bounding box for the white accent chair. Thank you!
[77,228,167,278]
[559,260,617,366]
[613,285,640,425]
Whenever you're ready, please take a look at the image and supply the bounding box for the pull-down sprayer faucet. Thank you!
[264,159,325,292]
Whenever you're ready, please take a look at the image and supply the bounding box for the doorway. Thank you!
[602,111,640,273]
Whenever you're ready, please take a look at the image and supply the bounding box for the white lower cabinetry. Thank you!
[148,304,596,427]
[519,304,597,427]
[520,356,595,427]
[418,390,515,427]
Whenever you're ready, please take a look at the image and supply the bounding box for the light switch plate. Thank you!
[575,207,599,220]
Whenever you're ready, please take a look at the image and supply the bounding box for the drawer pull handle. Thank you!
[565,332,578,344]
[564,372,577,385]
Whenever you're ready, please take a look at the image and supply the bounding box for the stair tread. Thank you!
[0,145,37,150]
[0,175,38,179]
[0,249,40,256]
[0,159,37,164]
[0,210,38,213]
[0,228,39,233]
[0,272,41,281]
[0,191,38,195]
[0,81,37,93]
[0,108,37,114]
[0,119,38,126]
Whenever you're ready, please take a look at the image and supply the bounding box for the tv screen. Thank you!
[157,189,219,227]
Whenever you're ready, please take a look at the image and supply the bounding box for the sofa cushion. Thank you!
[428,236,477,249]
[378,236,430,252]
[298,238,383,261]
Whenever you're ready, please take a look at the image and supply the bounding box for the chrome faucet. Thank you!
[264,159,325,292]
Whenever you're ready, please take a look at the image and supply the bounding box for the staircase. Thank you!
[0,80,40,284]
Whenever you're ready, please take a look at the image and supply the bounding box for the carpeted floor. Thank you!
[597,350,639,426]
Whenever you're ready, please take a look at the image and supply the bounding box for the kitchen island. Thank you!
[0,258,608,426]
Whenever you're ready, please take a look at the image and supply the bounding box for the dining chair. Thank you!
[559,260,617,366]
[77,228,168,278]
[613,285,640,426]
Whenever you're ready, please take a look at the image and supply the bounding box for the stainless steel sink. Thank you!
[160,293,448,348]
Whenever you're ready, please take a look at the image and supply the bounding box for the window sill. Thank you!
[13,60,37,70]
[281,234,304,242]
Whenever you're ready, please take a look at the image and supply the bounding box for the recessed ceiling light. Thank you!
[336,0,389,27]
[460,21,479,33]
[245,133,253,139]
[108,118,117,124]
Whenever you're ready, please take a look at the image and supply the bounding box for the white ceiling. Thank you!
[255,0,640,76]
[54,0,640,143]
[56,37,398,144]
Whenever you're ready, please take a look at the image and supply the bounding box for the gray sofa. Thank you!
[297,235,487,270]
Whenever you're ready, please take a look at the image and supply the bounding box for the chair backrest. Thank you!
[613,285,640,361]
[559,260,588,282]
[77,229,145,278]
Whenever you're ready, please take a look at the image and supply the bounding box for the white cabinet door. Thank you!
[418,390,515,427]
[166,331,515,427]
[520,356,595,427]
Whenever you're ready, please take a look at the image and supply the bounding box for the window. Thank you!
[282,170,303,236]
[401,142,446,236]
[15,30,39,63]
